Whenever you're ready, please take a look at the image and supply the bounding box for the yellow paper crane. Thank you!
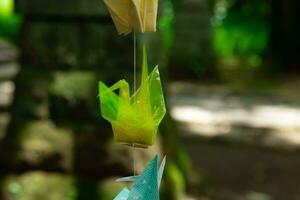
[103,0,159,35]
[98,48,166,148]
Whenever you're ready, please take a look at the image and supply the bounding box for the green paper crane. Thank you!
[98,47,166,148]
[113,155,166,200]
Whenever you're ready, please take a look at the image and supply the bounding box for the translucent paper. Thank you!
[103,0,159,35]
[114,155,166,200]
[98,48,166,148]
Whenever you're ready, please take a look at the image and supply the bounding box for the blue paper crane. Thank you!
[114,155,166,200]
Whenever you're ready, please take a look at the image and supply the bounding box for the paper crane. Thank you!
[103,0,159,35]
[98,47,166,148]
[114,155,166,200]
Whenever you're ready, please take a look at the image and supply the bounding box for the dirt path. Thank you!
[169,82,300,199]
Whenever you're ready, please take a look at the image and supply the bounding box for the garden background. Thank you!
[0,0,300,199]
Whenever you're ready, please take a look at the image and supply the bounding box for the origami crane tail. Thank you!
[133,47,152,117]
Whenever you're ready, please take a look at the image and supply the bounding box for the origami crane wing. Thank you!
[148,66,166,124]
[130,0,158,32]
[103,0,159,35]
[144,0,159,32]
[103,0,132,35]
[114,155,165,200]
[157,156,166,187]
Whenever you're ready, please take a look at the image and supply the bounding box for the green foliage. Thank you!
[169,0,182,8]
[2,172,76,200]
[0,0,13,13]
[174,144,191,181]
[98,179,125,199]
[0,0,21,43]
[0,14,21,42]
[213,0,270,67]
[158,0,174,53]
[161,161,185,200]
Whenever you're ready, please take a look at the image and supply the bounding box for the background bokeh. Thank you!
[0,0,300,199]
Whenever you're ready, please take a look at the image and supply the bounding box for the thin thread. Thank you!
[133,144,136,176]
[133,32,137,101]
[133,32,137,176]
[143,0,147,32]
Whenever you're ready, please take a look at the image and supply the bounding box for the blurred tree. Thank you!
[145,1,192,198]
[169,0,216,80]
[212,0,270,69]
[269,0,300,72]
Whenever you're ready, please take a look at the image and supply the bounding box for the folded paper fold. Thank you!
[103,0,159,35]
[98,48,166,148]
[114,155,166,200]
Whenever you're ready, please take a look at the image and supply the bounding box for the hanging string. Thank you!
[132,0,147,176]
[133,32,137,101]
[132,32,137,176]
[133,144,136,176]
[143,0,147,32]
